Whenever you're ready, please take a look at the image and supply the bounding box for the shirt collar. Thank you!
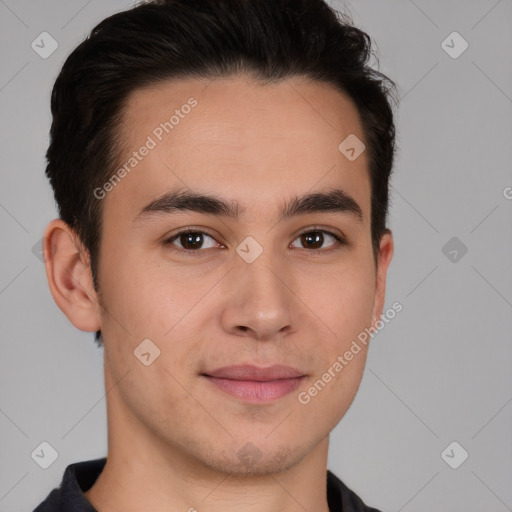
[35,457,381,512]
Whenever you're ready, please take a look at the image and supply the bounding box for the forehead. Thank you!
[107,74,371,224]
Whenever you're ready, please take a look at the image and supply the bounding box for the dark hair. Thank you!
[45,0,399,348]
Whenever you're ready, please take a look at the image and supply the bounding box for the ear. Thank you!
[370,229,394,325]
[42,218,101,332]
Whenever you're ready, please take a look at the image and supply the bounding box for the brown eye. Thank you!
[300,231,325,249]
[291,229,345,252]
[164,230,219,255]
[177,232,206,250]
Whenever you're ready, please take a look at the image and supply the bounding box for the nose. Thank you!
[220,251,294,341]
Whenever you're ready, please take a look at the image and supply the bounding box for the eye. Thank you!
[163,226,346,257]
[290,228,345,253]
[164,230,221,256]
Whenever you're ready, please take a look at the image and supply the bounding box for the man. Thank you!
[34,0,397,510]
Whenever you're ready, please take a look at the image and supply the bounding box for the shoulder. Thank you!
[327,470,384,512]
[33,488,61,512]
[32,458,106,512]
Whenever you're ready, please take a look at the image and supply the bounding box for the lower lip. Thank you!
[204,376,305,403]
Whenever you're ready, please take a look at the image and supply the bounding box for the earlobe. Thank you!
[42,219,101,333]
[371,229,394,325]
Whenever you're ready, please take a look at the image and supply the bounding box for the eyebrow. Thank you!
[134,188,363,224]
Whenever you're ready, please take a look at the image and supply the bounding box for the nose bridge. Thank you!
[243,250,287,303]
[222,238,294,338]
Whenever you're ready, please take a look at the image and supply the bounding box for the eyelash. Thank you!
[163,226,346,257]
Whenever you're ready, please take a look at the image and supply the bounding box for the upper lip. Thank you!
[203,364,305,381]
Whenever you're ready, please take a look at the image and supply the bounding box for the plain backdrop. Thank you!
[0,1,511,511]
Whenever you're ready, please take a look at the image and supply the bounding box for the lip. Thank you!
[202,364,306,403]
[203,364,305,381]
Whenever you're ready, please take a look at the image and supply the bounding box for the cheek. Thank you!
[302,259,376,342]
[297,275,373,421]
[98,243,205,339]
[297,348,369,433]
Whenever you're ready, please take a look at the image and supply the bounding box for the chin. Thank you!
[198,441,304,477]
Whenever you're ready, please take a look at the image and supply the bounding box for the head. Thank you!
[43,0,397,476]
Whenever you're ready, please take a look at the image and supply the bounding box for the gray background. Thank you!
[1,0,511,511]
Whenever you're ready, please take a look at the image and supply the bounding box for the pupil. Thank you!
[303,231,322,249]
[182,232,202,249]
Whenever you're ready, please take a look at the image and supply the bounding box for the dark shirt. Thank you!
[33,457,383,512]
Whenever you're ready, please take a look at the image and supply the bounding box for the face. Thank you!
[89,74,393,475]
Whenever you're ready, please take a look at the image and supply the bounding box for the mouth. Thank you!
[201,364,306,403]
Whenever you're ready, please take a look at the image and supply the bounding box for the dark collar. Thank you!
[34,458,382,512]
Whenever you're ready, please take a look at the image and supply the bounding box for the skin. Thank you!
[43,74,393,512]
